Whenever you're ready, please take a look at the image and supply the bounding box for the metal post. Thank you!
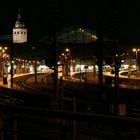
[53,32,59,109]
[114,58,120,115]
[136,50,139,72]
[10,44,13,88]
[73,97,76,140]
[34,60,37,83]
[133,48,140,72]
[0,111,4,140]
[60,76,63,110]
[13,118,18,140]
[69,51,71,77]
[10,61,13,88]
[32,46,38,84]
[113,37,121,115]
[128,56,131,78]
[80,59,82,82]
[96,22,103,88]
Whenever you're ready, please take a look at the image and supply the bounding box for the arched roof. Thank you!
[40,26,111,44]
[57,27,97,43]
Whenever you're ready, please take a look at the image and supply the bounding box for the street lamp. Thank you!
[65,48,71,77]
[0,46,8,84]
[32,46,38,84]
[60,53,65,78]
[133,48,140,72]
[59,48,72,79]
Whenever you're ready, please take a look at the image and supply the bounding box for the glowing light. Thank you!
[66,48,70,52]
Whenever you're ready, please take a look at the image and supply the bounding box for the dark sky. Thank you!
[0,0,140,43]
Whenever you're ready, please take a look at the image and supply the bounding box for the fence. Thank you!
[0,103,140,140]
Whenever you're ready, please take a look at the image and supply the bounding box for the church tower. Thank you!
[13,9,27,43]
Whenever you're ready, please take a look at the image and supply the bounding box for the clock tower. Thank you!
[13,9,27,43]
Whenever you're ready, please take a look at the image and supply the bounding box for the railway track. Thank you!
[0,74,140,139]
[7,73,140,117]
[0,73,53,108]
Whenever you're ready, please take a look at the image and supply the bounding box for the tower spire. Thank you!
[18,8,21,20]
[15,8,25,28]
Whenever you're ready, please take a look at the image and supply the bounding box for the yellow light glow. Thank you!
[66,48,69,52]
[82,29,84,32]
[133,48,140,52]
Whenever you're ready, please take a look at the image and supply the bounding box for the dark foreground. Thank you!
[0,86,140,140]
[0,103,140,140]
[0,72,140,139]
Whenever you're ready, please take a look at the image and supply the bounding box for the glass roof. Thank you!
[40,26,111,43]
[57,27,97,43]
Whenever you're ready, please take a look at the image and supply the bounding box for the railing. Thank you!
[0,103,140,140]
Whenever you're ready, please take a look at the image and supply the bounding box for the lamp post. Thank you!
[128,54,131,78]
[0,46,8,85]
[133,48,140,72]
[32,46,38,84]
[65,48,71,77]
[60,48,71,78]
[10,44,14,88]
[61,53,65,78]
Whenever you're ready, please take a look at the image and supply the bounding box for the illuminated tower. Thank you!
[13,9,27,43]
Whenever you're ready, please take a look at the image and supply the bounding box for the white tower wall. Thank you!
[13,28,27,43]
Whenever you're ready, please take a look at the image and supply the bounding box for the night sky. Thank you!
[0,0,140,43]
